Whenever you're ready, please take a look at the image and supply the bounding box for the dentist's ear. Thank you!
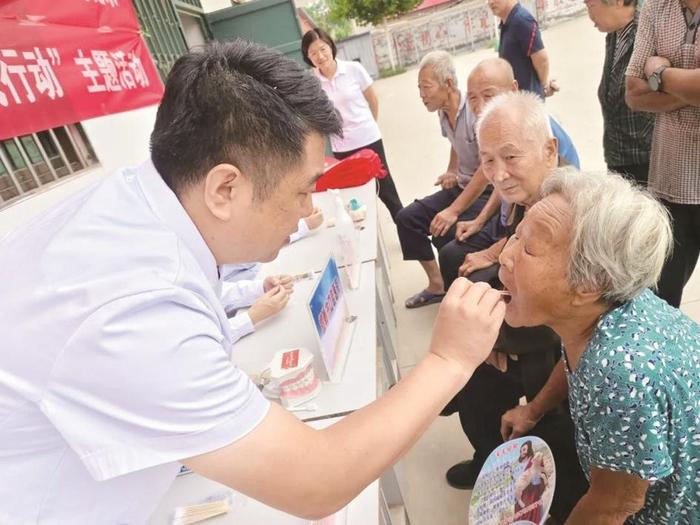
[203,163,243,221]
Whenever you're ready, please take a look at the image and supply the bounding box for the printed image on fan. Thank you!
[468,436,555,525]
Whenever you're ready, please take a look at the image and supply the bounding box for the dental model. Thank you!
[266,348,321,408]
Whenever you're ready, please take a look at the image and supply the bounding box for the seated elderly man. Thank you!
[442,91,587,522]
[498,169,700,524]
[397,50,493,308]
[438,57,580,290]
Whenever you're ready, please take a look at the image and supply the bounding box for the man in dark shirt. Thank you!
[489,0,558,98]
[586,0,653,184]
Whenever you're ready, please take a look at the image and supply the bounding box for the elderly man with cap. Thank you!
[441,91,588,523]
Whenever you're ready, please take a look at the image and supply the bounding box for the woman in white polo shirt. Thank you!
[302,28,403,221]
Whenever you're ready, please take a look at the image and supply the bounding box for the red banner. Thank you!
[0,0,164,140]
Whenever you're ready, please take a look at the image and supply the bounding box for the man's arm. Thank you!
[625,76,687,112]
[184,280,505,519]
[459,236,508,276]
[220,279,264,310]
[623,0,687,112]
[530,49,552,95]
[431,169,490,237]
[501,359,567,440]
[450,167,489,215]
[567,468,649,524]
[363,86,379,121]
[434,147,460,189]
[455,190,501,241]
[658,68,700,106]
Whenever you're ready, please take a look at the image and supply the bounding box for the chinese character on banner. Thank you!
[0,47,64,107]
[74,49,106,93]
[85,0,120,7]
[0,1,163,140]
[74,49,151,93]
[92,50,122,91]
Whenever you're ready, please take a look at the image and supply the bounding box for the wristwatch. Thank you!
[648,65,668,92]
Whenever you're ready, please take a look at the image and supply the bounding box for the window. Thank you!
[0,123,99,208]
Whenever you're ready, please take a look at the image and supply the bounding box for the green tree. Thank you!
[330,0,421,71]
[305,0,353,41]
[330,0,422,26]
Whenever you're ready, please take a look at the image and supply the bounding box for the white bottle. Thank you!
[331,190,361,289]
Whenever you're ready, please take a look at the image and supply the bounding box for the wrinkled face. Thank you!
[498,194,574,327]
[584,0,622,33]
[467,72,516,118]
[418,66,451,112]
[226,133,324,263]
[478,111,558,206]
[307,39,334,70]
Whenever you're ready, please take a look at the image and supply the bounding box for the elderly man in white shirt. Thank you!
[0,40,506,523]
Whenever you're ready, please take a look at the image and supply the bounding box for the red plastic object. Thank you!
[315,149,387,192]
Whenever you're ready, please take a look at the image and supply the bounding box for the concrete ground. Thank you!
[373,13,700,525]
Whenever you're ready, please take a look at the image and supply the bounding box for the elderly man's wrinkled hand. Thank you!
[430,208,459,237]
[644,56,671,79]
[458,249,498,276]
[456,219,483,241]
[429,278,505,377]
[501,404,541,441]
[435,171,459,190]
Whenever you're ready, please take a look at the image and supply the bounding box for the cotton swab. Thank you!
[172,497,229,525]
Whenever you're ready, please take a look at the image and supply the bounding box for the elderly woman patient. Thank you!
[498,169,700,524]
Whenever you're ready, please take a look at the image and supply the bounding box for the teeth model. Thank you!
[266,348,322,408]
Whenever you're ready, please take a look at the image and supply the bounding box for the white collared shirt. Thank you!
[220,268,265,344]
[0,159,269,524]
[315,59,381,153]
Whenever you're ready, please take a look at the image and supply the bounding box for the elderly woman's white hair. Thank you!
[419,51,457,87]
[476,91,553,145]
[540,168,672,305]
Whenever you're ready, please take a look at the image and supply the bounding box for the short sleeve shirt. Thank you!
[626,0,700,204]
[316,59,381,153]
[565,289,700,524]
[438,91,480,188]
[499,3,545,98]
[0,159,270,524]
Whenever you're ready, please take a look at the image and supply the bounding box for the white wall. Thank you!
[81,104,158,176]
[179,12,208,48]
[0,105,158,236]
[200,0,233,13]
